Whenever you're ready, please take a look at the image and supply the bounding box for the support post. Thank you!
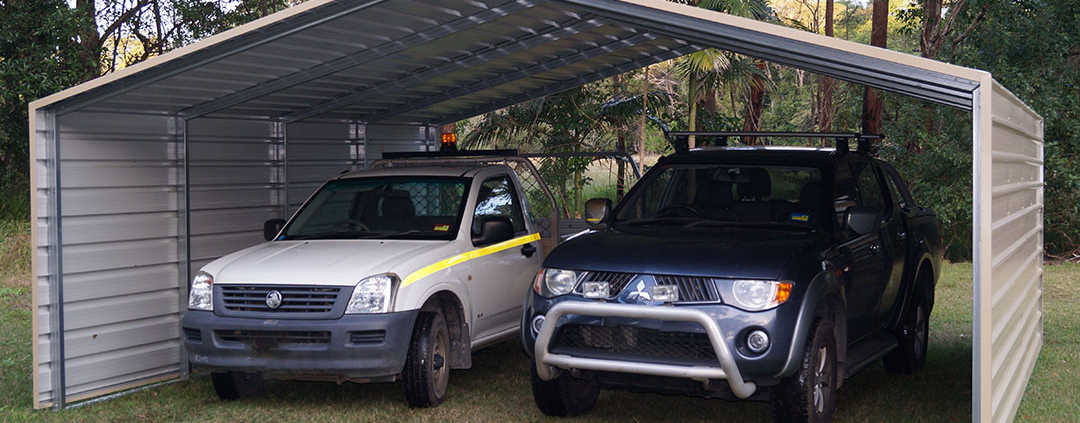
[45,110,66,410]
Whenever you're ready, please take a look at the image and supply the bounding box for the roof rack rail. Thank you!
[380,149,520,160]
[665,131,883,154]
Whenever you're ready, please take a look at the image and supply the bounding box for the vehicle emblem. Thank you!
[265,291,283,309]
[626,280,652,302]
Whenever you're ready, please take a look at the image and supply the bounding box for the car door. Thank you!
[836,159,891,341]
[874,161,910,323]
[467,174,538,340]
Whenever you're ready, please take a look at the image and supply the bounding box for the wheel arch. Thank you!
[419,289,472,370]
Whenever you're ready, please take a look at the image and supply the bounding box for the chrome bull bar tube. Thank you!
[534,301,757,399]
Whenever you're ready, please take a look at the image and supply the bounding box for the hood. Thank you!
[544,225,822,280]
[202,239,446,286]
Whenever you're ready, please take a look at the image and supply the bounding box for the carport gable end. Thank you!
[26,0,1042,422]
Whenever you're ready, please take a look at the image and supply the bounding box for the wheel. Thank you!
[404,311,450,407]
[211,371,262,400]
[770,318,838,423]
[530,359,600,417]
[883,289,930,374]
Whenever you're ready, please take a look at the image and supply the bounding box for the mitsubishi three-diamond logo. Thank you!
[626,280,652,302]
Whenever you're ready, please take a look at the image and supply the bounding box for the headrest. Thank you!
[799,181,821,208]
[694,179,734,209]
[379,190,415,216]
[737,168,771,200]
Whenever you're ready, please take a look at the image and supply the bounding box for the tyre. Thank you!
[883,289,930,374]
[770,318,838,423]
[211,371,262,400]
[404,310,450,407]
[530,359,600,417]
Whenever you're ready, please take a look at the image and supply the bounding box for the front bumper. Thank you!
[533,301,757,398]
[181,309,419,380]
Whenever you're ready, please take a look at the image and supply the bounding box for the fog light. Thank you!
[747,330,770,353]
[531,315,546,335]
[651,285,679,302]
[582,281,610,299]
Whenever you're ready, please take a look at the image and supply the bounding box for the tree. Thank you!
[0,1,86,201]
[861,0,888,137]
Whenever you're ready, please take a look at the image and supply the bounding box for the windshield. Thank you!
[282,176,469,240]
[614,164,822,229]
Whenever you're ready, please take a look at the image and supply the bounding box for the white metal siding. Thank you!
[284,121,360,214]
[363,124,435,167]
[186,118,282,274]
[33,110,184,407]
[975,81,1045,423]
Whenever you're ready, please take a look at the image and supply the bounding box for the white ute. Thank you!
[181,161,545,407]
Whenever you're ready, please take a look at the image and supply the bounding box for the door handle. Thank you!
[869,243,881,255]
[521,243,537,258]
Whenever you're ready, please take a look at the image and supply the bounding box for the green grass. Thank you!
[0,221,1075,421]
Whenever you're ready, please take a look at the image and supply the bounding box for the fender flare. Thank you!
[776,270,845,379]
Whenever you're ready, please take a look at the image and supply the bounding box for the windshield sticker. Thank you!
[790,213,810,222]
[433,224,451,232]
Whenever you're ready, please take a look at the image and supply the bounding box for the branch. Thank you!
[949,5,990,60]
[98,0,152,46]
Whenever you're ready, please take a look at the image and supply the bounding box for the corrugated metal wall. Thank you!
[32,115,433,407]
[186,118,282,274]
[34,110,185,407]
[284,121,359,214]
[975,79,1045,423]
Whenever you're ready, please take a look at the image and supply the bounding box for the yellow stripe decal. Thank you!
[401,232,541,287]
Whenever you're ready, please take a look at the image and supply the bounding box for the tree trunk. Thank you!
[75,0,100,81]
[613,74,626,198]
[742,61,766,145]
[820,0,835,140]
[687,72,699,148]
[862,0,888,139]
[639,66,648,166]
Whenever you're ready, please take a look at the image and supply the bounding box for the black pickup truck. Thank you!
[520,140,943,423]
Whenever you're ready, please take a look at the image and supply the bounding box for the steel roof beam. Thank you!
[178,0,544,119]
[363,31,661,123]
[560,0,978,110]
[281,16,612,123]
[431,43,701,125]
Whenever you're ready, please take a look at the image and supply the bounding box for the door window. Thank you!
[473,175,526,236]
[851,161,887,212]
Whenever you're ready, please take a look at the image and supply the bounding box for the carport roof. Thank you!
[32,0,989,124]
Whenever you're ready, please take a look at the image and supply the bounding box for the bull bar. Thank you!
[533,301,757,399]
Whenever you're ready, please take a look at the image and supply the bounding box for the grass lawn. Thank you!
[0,220,1075,422]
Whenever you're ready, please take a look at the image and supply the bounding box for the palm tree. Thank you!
[671,0,769,146]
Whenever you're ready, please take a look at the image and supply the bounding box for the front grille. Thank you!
[575,272,720,302]
[550,324,718,366]
[215,330,331,346]
[654,275,720,302]
[578,271,636,297]
[219,285,343,314]
[349,330,386,345]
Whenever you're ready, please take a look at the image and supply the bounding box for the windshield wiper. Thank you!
[286,231,381,240]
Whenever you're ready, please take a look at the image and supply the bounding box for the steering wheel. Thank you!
[336,219,371,232]
[656,204,704,218]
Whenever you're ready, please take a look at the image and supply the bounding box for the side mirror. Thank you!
[264,218,287,241]
[473,217,514,246]
[844,206,880,236]
[584,198,612,229]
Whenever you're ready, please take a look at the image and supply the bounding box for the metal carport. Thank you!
[27,0,1043,421]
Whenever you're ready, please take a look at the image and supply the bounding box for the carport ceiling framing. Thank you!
[28,1,1044,422]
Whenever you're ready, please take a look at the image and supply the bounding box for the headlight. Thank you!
[188,271,213,311]
[346,274,397,314]
[533,268,578,297]
[726,279,793,311]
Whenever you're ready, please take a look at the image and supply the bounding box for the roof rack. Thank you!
[380,149,520,159]
[666,131,883,154]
